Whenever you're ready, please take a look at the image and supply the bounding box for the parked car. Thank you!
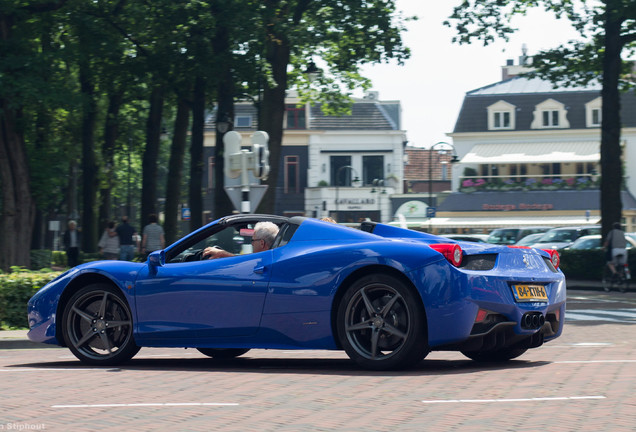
[515,233,546,247]
[441,234,489,243]
[564,234,636,250]
[531,225,602,250]
[487,226,553,245]
[27,214,566,371]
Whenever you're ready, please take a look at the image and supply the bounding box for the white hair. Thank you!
[253,221,279,247]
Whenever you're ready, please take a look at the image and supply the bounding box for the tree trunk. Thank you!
[257,35,290,215]
[99,91,122,229]
[600,6,623,237]
[189,76,205,230]
[212,15,236,219]
[0,102,35,271]
[78,48,98,253]
[140,85,164,227]
[164,97,190,244]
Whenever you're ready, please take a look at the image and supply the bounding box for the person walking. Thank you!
[98,221,120,260]
[63,220,81,268]
[141,214,165,258]
[116,216,138,261]
[604,222,628,275]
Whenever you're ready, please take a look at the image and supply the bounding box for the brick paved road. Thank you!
[1,291,634,431]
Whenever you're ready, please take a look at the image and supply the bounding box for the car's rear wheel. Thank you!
[336,274,428,370]
[461,347,528,362]
[197,348,250,359]
[63,284,139,365]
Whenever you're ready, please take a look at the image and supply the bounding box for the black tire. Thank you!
[62,284,139,366]
[461,347,528,362]
[336,273,428,370]
[618,277,628,293]
[197,348,250,359]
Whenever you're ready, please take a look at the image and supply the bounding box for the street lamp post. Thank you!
[428,142,459,232]
[335,165,359,223]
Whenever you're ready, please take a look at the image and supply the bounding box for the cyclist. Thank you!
[604,222,627,277]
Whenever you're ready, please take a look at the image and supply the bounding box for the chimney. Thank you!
[501,45,534,80]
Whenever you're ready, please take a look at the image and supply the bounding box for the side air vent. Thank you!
[459,254,497,271]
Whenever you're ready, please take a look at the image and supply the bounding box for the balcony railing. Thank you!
[459,174,599,193]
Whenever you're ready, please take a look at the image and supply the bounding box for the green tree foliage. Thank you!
[0,0,411,270]
[445,0,636,237]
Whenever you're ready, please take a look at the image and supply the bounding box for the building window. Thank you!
[487,100,516,130]
[480,164,489,177]
[494,111,511,129]
[362,155,384,185]
[235,115,252,128]
[286,105,306,129]
[331,155,352,186]
[585,97,602,127]
[531,98,569,129]
[542,110,560,127]
[284,155,299,194]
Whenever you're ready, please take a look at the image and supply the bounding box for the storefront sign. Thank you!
[482,203,554,211]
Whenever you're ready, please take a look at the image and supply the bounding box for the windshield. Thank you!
[486,229,519,245]
[538,229,577,243]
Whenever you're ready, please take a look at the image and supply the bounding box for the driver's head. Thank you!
[252,222,279,252]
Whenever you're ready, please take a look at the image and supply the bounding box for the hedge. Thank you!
[0,267,62,329]
[559,248,635,281]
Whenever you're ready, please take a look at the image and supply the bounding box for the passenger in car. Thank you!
[202,221,279,259]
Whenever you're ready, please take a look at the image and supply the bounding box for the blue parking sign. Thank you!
[426,207,436,218]
[181,207,191,221]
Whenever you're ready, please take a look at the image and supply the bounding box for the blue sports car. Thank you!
[27,214,566,370]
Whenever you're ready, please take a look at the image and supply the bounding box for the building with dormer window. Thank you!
[432,57,636,232]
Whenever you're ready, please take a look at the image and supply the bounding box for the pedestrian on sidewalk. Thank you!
[141,214,165,259]
[98,221,120,260]
[116,216,139,261]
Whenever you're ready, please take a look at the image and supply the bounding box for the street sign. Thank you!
[426,207,436,218]
[224,185,268,213]
[181,207,191,221]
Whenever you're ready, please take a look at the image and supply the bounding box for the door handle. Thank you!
[254,265,266,274]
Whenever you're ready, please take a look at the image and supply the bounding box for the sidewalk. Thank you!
[0,329,56,349]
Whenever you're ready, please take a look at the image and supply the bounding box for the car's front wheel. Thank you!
[336,274,428,370]
[63,284,139,365]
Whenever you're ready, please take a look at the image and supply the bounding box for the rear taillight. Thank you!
[430,243,463,267]
[542,249,560,269]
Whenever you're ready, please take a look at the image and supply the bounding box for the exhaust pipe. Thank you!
[522,312,545,329]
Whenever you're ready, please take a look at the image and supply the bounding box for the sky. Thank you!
[359,0,583,148]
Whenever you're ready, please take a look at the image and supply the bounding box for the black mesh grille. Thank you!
[459,254,497,271]
[542,256,559,273]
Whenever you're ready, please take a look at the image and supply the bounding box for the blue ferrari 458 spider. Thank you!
[27,214,566,370]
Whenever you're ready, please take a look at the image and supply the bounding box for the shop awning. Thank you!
[461,142,599,164]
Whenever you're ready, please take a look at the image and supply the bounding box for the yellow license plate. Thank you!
[511,284,548,302]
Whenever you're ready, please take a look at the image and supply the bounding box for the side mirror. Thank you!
[148,250,165,267]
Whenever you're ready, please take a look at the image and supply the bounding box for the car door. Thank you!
[133,250,273,344]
